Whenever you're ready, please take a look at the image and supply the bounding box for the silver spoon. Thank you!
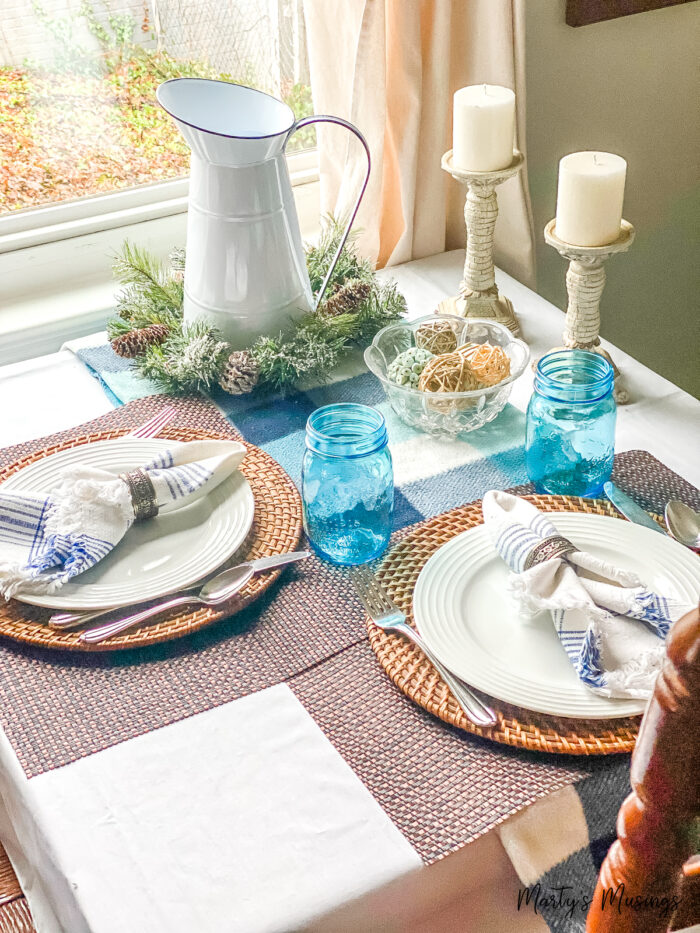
[75,551,310,645]
[49,551,311,630]
[664,500,700,551]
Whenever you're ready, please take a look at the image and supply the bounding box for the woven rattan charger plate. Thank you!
[368,494,645,755]
[0,427,302,652]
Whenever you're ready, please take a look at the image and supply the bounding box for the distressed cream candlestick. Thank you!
[438,148,524,336]
[543,218,635,404]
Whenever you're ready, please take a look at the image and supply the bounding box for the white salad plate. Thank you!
[1,438,254,610]
[413,512,700,719]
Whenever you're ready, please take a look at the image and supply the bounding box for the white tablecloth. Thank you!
[0,250,698,932]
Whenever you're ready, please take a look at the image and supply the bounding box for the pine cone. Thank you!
[321,279,372,317]
[218,350,260,395]
[111,323,170,358]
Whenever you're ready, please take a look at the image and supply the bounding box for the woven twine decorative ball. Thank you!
[417,351,481,394]
[417,350,484,413]
[387,347,434,388]
[414,320,458,356]
[455,342,511,387]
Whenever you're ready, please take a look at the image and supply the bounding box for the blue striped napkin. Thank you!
[0,440,245,599]
[482,490,690,699]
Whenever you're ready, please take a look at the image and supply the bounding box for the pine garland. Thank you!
[108,218,406,396]
[111,242,183,326]
[138,322,229,395]
[305,215,373,294]
[253,322,348,392]
[107,242,183,341]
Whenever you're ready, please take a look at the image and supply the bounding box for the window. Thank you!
[0,1,320,366]
[1,0,315,215]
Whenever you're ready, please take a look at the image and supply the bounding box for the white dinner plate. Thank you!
[413,512,700,719]
[1,438,254,610]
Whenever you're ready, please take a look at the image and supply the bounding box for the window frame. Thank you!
[0,148,319,253]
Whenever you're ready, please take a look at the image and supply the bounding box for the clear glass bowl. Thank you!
[364,315,529,437]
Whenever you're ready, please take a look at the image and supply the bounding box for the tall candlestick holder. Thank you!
[543,218,635,404]
[438,148,524,336]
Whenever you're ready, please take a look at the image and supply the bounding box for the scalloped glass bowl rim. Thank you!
[364,314,530,400]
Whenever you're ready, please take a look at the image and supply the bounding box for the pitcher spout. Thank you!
[157,78,295,166]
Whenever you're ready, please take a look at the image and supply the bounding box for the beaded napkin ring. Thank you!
[523,535,577,570]
[119,469,159,522]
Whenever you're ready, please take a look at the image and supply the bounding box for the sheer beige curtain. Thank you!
[302,0,535,287]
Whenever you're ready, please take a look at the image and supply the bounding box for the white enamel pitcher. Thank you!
[157,78,370,348]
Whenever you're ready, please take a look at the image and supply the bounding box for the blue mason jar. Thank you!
[302,404,394,565]
[526,350,616,497]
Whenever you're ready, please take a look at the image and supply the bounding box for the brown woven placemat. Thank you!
[368,493,642,756]
[0,846,20,906]
[287,452,698,859]
[0,899,33,933]
[0,426,302,651]
[0,397,368,779]
[289,639,628,862]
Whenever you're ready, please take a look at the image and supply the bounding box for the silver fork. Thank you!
[350,564,497,728]
[128,406,177,439]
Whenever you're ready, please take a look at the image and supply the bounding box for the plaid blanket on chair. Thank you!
[499,764,635,932]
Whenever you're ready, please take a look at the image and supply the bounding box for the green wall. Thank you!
[524,0,700,397]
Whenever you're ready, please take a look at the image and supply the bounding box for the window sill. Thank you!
[0,214,189,367]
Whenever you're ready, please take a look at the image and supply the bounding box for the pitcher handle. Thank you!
[288,115,371,309]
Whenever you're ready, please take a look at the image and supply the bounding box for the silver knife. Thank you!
[48,550,311,630]
[603,482,665,534]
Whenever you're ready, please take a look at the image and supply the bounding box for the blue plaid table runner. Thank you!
[76,343,530,527]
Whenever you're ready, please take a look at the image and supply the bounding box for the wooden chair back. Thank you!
[587,604,700,932]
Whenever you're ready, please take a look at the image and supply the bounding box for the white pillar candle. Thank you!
[452,84,515,172]
[555,151,627,247]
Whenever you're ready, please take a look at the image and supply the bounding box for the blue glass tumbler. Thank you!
[302,404,394,565]
[526,350,616,497]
